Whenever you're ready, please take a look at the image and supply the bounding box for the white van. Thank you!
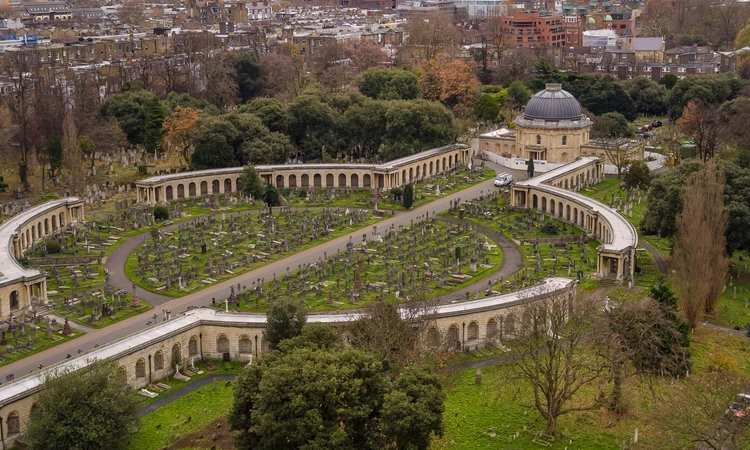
[494,173,513,187]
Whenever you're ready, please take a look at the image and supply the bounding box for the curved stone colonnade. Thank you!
[0,277,574,444]
[510,157,638,283]
[136,144,473,205]
[0,198,85,320]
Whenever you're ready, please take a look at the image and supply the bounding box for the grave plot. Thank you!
[127,208,378,298]
[47,264,151,329]
[284,168,495,211]
[230,217,504,312]
[26,222,127,262]
[0,314,83,368]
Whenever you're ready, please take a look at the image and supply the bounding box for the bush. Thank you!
[402,184,414,209]
[298,190,307,199]
[541,221,559,235]
[46,240,61,254]
[153,206,169,221]
[137,164,148,176]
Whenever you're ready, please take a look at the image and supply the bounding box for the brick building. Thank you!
[499,11,565,48]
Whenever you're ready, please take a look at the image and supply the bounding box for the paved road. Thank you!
[1,163,510,381]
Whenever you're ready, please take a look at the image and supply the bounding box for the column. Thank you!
[616,255,624,280]
[597,254,602,276]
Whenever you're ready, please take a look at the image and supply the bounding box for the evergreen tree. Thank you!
[143,96,166,156]
[527,157,535,177]
[403,184,414,209]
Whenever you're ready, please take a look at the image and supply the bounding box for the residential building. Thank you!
[499,11,565,48]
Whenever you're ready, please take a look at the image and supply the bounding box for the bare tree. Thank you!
[505,290,601,437]
[62,112,83,194]
[3,50,38,190]
[404,12,458,63]
[677,100,724,162]
[673,161,728,329]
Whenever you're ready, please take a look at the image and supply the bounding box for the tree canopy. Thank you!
[100,89,159,146]
[357,68,422,101]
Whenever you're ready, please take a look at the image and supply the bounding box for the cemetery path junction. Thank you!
[1,161,526,381]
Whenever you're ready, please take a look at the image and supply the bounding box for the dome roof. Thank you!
[522,84,584,122]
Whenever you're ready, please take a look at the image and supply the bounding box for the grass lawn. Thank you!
[55,301,152,329]
[709,252,750,328]
[0,326,84,368]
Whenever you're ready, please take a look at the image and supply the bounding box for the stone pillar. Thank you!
[616,255,624,280]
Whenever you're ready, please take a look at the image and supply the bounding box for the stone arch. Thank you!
[189,336,198,357]
[59,212,65,227]
[117,366,127,384]
[10,290,19,311]
[135,358,146,378]
[541,196,547,213]
[351,174,359,188]
[154,350,164,370]
[7,411,20,435]
[562,152,568,161]
[409,167,413,182]
[276,174,284,188]
[423,163,427,178]
[224,178,232,193]
[449,155,453,168]
[550,200,555,216]
[314,174,322,187]
[532,194,538,209]
[504,314,516,335]
[44,218,49,235]
[200,181,208,195]
[564,179,568,189]
[177,184,185,199]
[166,185,174,200]
[401,170,406,185]
[455,152,459,166]
[429,161,434,175]
[442,157,447,171]
[426,326,441,348]
[217,334,230,354]
[32,225,36,242]
[447,324,460,350]
[562,135,567,145]
[566,204,571,221]
[363,174,371,188]
[30,403,39,420]
[301,174,309,188]
[558,202,563,218]
[468,321,479,341]
[239,335,252,354]
[26,229,30,247]
[188,182,196,197]
[171,343,181,367]
[338,173,346,187]
[37,222,42,239]
[289,174,297,188]
[416,165,421,179]
[212,179,220,194]
[487,318,498,339]
[326,174,334,188]
[580,210,585,227]
[536,135,541,145]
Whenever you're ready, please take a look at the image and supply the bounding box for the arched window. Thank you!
[239,335,252,354]
[468,321,479,340]
[562,135,567,145]
[189,336,198,357]
[536,135,541,145]
[154,351,164,370]
[427,327,441,348]
[487,318,498,338]
[171,343,181,367]
[135,359,146,378]
[7,412,20,435]
[447,325,460,350]
[9,291,19,311]
[217,334,229,353]
[117,366,127,384]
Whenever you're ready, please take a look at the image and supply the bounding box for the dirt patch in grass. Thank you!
[171,417,236,450]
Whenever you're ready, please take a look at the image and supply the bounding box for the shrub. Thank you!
[153,206,169,221]
[402,184,414,209]
[541,221,559,235]
[46,240,61,254]
[298,190,307,199]
[137,164,148,176]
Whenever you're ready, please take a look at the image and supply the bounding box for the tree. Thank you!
[233,53,264,103]
[26,360,139,450]
[506,80,532,106]
[238,165,265,200]
[624,76,669,116]
[659,74,679,90]
[673,161,728,328]
[42,137,63,181]
[191,140,236,170]
[420,56,480,108]
[677,100,724,162]
[260,52,305,103]
[472,93,502,121]
[237,98,287,133]
[667,73,744,119]
[264,298,306,350]
[403,11,458,62]
[162,106,200,165]
[144,96,166,157]
[736,19,750,47]
[640,0,677,40]
[622,160,652,199]
[347,40,387,71]
[380,100,458,160]
[505,291,601,437]
[527,157,534,177]
[578,75,637,121]
[342,98,388,160]
[62,112,84,195]
[357,68,422,101]
[287,87,340,161]
[403,184,414,209]
[592,112,635,178]
[101,90,158,147]
[640,160,702,237]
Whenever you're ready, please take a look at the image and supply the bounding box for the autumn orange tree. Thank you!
[677,100,724,162]
[420,56,480,109]
[162,106,200,165]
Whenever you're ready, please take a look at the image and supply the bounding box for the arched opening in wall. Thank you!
[487,318,498,339]
[338,173,346,187]
[177,184,185,199]
[30,403,39,421]
[155,188,161,202]
[117,366,127,385]
[363,174,371,188]
[426,327,441,348]
[217,334,230,354]
[224,178,232,193]
[314,174,322,187]
[32,226,36,242]
[289,174,297,188]
[212,179,220,194]
[562,152,568,161]
[532,194,538,209]
[564,179,569,189]
[44,218,49,235]
[351,174,359,188]
[10,291,19,311]
[447,324,460,350]
[409,168,413,182]
[580,211,585,227]
[550,201,555,216]
[416,166,421,179]
[536,135,541,145]
[429,161,433,175]
[326,174,334,188]
[276,175,284,188]
[505,314,515,336]
[59,212,65,227]
[171,343,181,368]
[562,136,567,146]
[239,335,252,354]
[423,163,427,178]
[541,197,547,213]
[449,155,453,168]
[26,229,30,247]
[566,205,571,221]
[401,170,406,184]
[468,321,479,341]
[301,174,309,188]
[188,182,196,197]
[558,202,563,218]
[455,153,459,165]
[37,223,41,239]
[200,181,208,195]
[573,208,579,225]
[7,412,20,435]
[51,215,57,231]
[166,185,174,200]
[189,336,198,357]
[442,157,446,171]
[135,358,146,379]
[154,350,164,370]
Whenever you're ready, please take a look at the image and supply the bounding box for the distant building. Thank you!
[499,11,565,48]
[624,36,664,63]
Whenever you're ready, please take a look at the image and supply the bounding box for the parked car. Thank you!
[652,120,663,128]
[637,124,653,133]
[494,173,513,187]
